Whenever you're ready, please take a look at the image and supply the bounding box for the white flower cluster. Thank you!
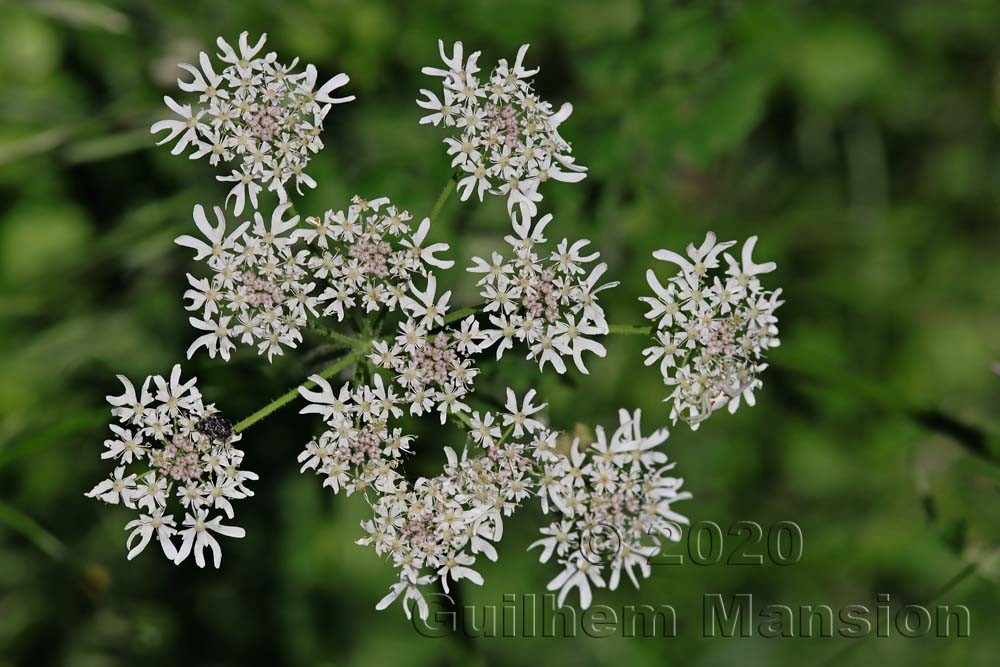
[360,390,549,621]
[179,202,316,362]
[300,196,454,320]
[152,31,354,214]
[469,214,617,374]
[418,40,586,223]
[91,33,773,617]
[86,365,256,568]
[530,410,690,608]
[368,313,482,424]
[297,374,414,496]
[641,233,783,429]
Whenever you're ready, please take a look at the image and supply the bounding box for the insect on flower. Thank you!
[86,365,256,567]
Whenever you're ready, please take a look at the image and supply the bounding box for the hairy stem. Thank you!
[444,306,480,324]
[306,322,365,347]
[234,345,369,433]
[607,323,652,336]
[429,176,455,223]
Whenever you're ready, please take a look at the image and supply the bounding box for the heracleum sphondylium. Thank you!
[91,33,789,623]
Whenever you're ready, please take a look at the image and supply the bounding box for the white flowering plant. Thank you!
[89,33,784,621]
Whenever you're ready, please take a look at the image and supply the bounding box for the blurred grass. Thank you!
[1,0,999,665]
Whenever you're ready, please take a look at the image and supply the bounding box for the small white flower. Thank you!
[105,374,154,426]
[187,315,237,360]
[529,519,577,563]
[469,411,501,446]
[132,472,168,512]
[100,425,146,464]
[400,274,452,328]
[176,204,250,261]
[437,552,485,593]
[502,388,545,437]
[174,509,247,568]
[303,196,454,324]
[86,466,137,507]
[400,217,455,270]
[376,570,435,621]
[547,555,605,609]
[349,395,549,620]
[179,203,313,362]
[125,510,178,561]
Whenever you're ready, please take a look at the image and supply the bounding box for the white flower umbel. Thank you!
[297,373,414,497]
[641,233,783,429]
[179,202,316,362]
[358,393,548,621]
[530,409,690,609]
[468,213,617,374]
[368,314,484,424]
[297,312,484,499]
[418,40,586,223]
[86,365,256,567]
[151,31,354,214]
[301,196,454,321]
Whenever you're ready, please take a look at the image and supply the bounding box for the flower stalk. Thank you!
[234,344,369,433]
[306,322,366,348]
[429,176,455,223]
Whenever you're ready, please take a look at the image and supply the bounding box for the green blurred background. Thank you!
[1,0,999,665]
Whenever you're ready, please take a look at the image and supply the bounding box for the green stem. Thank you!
[307,322,364,347]
[451,411,474,430]
[234,345,369,433]
[495,424,516,448]
[444,306,480,325]
[429,177,455,222]
[607,323,651,336]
